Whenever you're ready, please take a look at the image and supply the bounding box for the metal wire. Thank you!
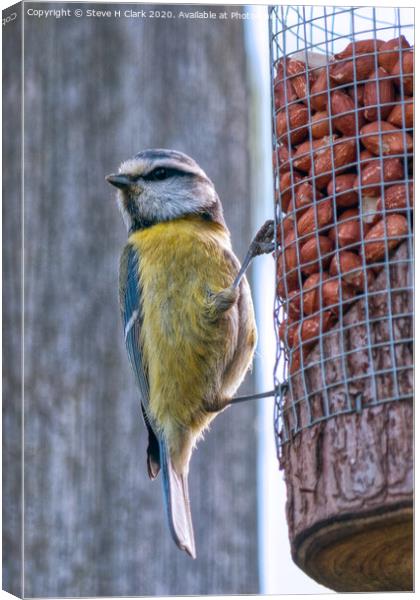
[269,6,414,456]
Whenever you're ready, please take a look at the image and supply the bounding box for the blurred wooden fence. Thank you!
[3,3,260,596]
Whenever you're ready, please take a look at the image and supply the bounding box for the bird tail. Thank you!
[159,439,196,559]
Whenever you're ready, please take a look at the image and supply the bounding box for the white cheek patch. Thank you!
[144,179,216,222]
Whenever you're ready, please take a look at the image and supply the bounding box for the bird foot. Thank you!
[232,220,275,289]
[249,219,275,258]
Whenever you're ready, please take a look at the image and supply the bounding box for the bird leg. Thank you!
[228,389,276,406]
[206,388,279,413]
[232,219,275,289]
[207,220,274,319]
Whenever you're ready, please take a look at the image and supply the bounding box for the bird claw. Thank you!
[232,220,275,289]
[250,220,275,257]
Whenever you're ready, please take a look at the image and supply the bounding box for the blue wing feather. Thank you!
[120,244,160,478]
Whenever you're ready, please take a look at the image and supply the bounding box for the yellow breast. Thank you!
[129,217,239,434]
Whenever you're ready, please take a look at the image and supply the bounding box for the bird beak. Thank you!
[106,173,131,190]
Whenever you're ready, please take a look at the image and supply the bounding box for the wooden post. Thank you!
[4,7,259,596]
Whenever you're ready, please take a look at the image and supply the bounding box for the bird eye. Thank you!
[142,166,189,182]
[149,167,168,181]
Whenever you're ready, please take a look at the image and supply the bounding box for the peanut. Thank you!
[278,171,303,212]
[310,111,332,139]
[329,54,376,85]
[378,35,410,73]
[302,272,326,316]
[329,250,373,291]
[297,199,333,239]
[327,174,358,208]
[391,49,414,95]
[279,318,299,349]
[300,236,333,275]
[363,67,395,121]
[335,39,385,60]
[286,58,315,100]
[376,182,413,213]
[274,59,297,110]
[273,142,294,173]
[283,230,299,277]
[310,68,329,111]
[348,84,365,107]
[387,97,413,129]
[293,137,331,172]
[354,157,404,197]
[329,208,368,250]
[293,311,336,353]
[276,103,309,145]
[331,90,364,136]
[312,136,357,188]
[322,278,356,314]
[363,214,409,263]
[276,258,299,299]
[360,121,413,156]
[288,289,303,321]
[293,181,324,211]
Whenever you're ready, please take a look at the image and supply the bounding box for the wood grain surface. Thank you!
[3,4,23,597]
[4,4,260,596]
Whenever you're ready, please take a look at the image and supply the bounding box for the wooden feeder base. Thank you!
[294,505,413,592]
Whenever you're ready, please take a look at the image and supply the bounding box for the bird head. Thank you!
[106,149,225,231]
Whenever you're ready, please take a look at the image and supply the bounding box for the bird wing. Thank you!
[119,244,160,479]
[119,243,196,558]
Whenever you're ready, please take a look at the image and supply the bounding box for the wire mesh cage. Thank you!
[270,7,414,453]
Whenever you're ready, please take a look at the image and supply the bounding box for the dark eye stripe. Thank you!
[141,167,191,182]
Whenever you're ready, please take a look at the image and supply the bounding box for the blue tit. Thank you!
[106,149,272,558]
